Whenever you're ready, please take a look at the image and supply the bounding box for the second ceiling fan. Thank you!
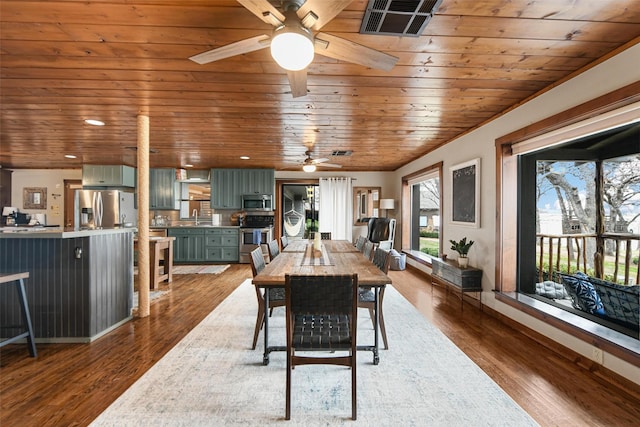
[189,0,399,97]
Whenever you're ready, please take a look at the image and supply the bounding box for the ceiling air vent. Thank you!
[360,0,443,37]
[331,150,352,156]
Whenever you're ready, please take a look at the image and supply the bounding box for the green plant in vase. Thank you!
[450,237,474,268]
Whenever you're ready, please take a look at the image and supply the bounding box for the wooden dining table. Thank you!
[252,239,391,365]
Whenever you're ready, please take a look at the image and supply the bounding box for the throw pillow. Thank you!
[560,272,606,316]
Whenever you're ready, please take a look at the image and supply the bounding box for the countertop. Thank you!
[0,226,136,238]
[151,225,240,229]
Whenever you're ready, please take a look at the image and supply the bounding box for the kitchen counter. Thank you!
[0,226,134,342]
[0,226,135,238]
[152,225,240,229]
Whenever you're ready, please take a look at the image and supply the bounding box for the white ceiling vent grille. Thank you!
[360,0,443,37]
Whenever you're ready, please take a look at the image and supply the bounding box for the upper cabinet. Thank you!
[211,168,243,209]
[83,165,135,188]
[241,169,275,196]
[150,168,179,210]
[211,168,275,210]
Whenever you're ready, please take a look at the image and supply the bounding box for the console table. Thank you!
[431,257,483,310]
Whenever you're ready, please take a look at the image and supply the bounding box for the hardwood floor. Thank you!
[1,264,639,426]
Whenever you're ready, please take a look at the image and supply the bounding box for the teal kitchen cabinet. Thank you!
[211,168,275,210]
[82,165,136,187]
[204,228,239,262]
[167,228,205,263]
[150,168,179,210]
[211,168,243,209]
[241,169,275,196]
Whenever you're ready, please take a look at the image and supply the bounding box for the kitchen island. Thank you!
[0,227,134,342]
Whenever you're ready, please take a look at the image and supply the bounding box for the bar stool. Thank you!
[0,272,37,357]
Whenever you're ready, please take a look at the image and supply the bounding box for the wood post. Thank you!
[137,114,150,317]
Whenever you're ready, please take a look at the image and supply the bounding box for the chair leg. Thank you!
[379,306,388,350]
[286,352,292,420]
[252,303,265,350]
[367,307,375,328]
[351,354,357,420]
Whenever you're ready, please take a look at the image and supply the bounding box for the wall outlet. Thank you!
[592,348,604,364]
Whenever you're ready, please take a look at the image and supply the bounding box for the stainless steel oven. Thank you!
[239,214,274,264]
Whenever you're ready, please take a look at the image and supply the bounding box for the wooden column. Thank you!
[137,114,150,317]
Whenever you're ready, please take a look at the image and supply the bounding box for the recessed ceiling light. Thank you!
[184,164,194,168]
[84,119,105,126]
[240,156,250,160]
[64,154,77,159]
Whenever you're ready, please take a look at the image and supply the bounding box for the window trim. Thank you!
[401,162,444,260]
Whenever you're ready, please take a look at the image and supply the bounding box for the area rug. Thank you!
[91,280,538,427]
[172,264,230,275]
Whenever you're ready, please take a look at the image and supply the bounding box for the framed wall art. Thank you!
[23,187,47,210]
[450,158,480,228]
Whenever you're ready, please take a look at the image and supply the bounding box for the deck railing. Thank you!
[536,232,640,285]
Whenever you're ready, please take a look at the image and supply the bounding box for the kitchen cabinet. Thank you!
[211,168,243,209]
[241,169,275,196]
[204,228,239,262]
[211,168,275,210]
[150,168,179,210]
[83,165,135,187]
[167,228,206,263]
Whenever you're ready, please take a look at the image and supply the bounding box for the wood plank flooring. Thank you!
[1,264,639,426]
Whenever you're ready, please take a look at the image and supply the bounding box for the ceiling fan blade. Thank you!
[286,69,308,98]
[315,32,399,71]
[237,0,285,26]
[311,158,329,164]
[297,0,352,31]
[190,34,270,64]
[317,163,342,168]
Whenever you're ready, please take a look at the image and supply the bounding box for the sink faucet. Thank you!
[193,209,198,225]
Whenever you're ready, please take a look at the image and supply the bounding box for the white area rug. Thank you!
[91,280,538,426]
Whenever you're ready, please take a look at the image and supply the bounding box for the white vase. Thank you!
[458,256,469,268]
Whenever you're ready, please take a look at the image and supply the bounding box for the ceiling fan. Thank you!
[189,0,399,97]
[300,150,342,172]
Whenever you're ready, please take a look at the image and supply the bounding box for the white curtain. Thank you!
[319,177,353,240]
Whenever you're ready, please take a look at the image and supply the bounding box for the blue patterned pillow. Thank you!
[560,272,606,316]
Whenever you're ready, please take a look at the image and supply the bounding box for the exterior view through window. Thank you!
[521,123,639,340]
[410,173,440,258]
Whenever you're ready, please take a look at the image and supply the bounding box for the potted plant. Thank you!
[450,237,474,268]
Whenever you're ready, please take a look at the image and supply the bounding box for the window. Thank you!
[403,163,443,260]
[497,89,640,362]
[518,124,640,339]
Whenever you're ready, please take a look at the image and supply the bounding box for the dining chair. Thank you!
[358,247,391,350]
[320,232,332,240]
[354,235,366,250]
[285,273,359,420]
[280,235,289,249]
[267,239,280,262]
[249,247,285,350]
[361,240,375,260]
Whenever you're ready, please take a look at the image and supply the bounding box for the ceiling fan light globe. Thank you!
[302,164,316,173]
[271,27,314,71]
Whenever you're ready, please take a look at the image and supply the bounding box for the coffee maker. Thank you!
[2,206,17,225]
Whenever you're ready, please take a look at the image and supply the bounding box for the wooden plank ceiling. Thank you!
[1,0,639,171]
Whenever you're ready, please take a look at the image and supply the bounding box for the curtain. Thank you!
[319,177,353,241]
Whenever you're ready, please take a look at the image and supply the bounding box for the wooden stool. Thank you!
[0,272,37,357]
[149,236,175,289]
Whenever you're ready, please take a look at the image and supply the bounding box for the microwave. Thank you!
[242,194,273,211]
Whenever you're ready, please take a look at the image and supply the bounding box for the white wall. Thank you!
[10,169,82,226]
[393,43,640,382]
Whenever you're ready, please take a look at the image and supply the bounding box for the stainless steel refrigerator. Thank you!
[75,190,136,229]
